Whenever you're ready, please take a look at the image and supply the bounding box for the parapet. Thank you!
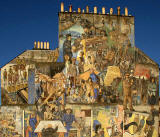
[60,2,131,16]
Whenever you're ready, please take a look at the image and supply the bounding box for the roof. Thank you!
[58,12,134,17]
[135,47,159,66]
[0,50,27,69]
[0,49,59,69]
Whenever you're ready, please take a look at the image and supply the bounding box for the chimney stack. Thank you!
[94,6,97,14]
[47,42,50,49]
[78,8,81,13]
[110,8,113,15]
[41,42,43,49]
[102,7,105,14]
[69,5,72,12]
[117,6,120,15]
[37,41,40,49]
[125,7,128,16]
[61,2,64,12]
[34,41,37,49]
[86,6,89,13]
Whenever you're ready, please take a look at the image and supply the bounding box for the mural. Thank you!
[92,105,123,137]
[134,48,159,108]
[0,9,159,137]
[1,49,59,105]
[23,104,91,137]
[57,13,136,106]
[57,13,159,111]
[123,110,159,137]
[0,106,23,137]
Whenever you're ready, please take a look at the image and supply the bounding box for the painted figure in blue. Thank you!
[28,112,39,137]
[52,106,61,120]
[90,69,99,100]
[90,69,98,83]
[62,108,76,137]
[63,34,72,61]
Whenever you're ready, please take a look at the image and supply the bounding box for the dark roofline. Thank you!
[58,12,134,17]
[135,46,159,66]
[0,50,27,69]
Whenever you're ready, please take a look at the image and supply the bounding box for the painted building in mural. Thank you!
[0,2,159,137]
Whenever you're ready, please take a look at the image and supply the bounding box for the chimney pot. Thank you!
[78,8,81,13]
[94,6,97,14]
[125,7,128,16]
[117,6,120,15]
[34,41,37,49]
[41,42,43,49]
[37,41,40,49]
[47,42,50,49]
[86,6,89,13]
[102,7,105,14]
[44,42,47,49]
[110,8,113,15]
[69,5,72,12]
[61,2,64,12]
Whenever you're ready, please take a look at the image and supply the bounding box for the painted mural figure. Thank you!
[52,106,61,120]
[140,77,148,105]
[90,69,100,101]
[36,98,46,120]
[123,73,134,110]
[71,46,78,59]
[20,58,26,83]
[111,77,123,103]
[78,56,84,73]
[44,105,53,120]
[79,80,86,100]
[26,112,39,137]
[148,77,157,111]
[8,66,13,86]
[64,55,70,77]
[62,108,76,137]
[3,69,7,87]
[23,69,27,82]
[63,34,72,61]
[86,77,95,103]
[35,75,42,102]
[76,117,86,137]
[13,65,19,85]
[68,57,79,87]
